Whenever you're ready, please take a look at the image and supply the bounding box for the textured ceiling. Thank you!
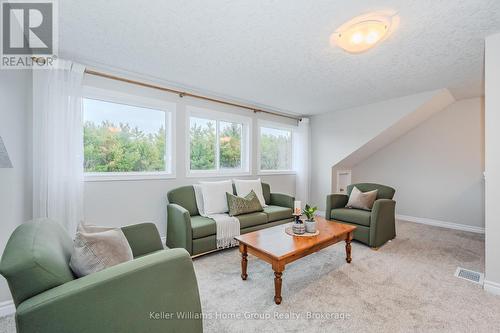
[59,0,500,115]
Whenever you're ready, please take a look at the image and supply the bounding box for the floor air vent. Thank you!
[454,267,484,285]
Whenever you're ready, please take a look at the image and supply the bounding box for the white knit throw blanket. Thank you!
[193,185,240,249]
[208,214,240,249]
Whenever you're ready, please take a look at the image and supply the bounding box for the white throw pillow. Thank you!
[346,186,378,211]
[234,178,267,207]
[69,223,133,277]
[199,180,234,215]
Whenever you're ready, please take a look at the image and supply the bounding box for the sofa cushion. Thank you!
[234,179,267,207]
[263,205,293,222]
[0,219,75,306]
[346,186,378,211]
[191,216,216,239]
[261,183,271,205]
[226,190,263,216]
[347,183,395,200]
[69,223,134,278]
[167,186,199,216]
[191,211,271,238]
[121,222,164,258]
[199,180,233,215]
[238,212,268,229]
[331,208,371,227]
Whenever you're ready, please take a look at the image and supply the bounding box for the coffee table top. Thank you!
[235,216,356,261]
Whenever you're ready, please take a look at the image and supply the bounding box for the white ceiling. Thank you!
[59,0,500,115]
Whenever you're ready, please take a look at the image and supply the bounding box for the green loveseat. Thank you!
[326,183,396,248]
[0,219,203,333]
[167,183,294,256]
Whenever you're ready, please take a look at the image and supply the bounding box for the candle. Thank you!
[294,201,301,215]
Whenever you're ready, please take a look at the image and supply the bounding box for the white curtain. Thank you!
[33,59,85,235]
[293,117,311,204]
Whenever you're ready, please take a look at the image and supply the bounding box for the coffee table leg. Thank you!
[274,271,283,305]
[240,244,248,280]
[345,232,353,263]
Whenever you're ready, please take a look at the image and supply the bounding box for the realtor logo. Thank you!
[1,0,58,69]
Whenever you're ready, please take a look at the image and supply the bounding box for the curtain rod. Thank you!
[84,69,300,122]
[31,57,302,121]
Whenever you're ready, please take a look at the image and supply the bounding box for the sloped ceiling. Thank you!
[59,0,500,115]
[309,89,456,209]
[334,89,456,168]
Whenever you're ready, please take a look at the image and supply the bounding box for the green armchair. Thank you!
[0,219,203,333]
[326,183,396,248]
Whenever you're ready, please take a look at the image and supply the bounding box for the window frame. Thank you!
[82,87,176,182]
[257,120,295,175]
[185,106,252,178]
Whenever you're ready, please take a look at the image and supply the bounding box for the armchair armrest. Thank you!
[370,199,396,247]
[16,249,203,333]
[270,193,295,209]
[166,204,193,254]
[121,222,164,258]
[325,194,349,219]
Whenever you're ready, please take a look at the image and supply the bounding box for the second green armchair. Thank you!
[326,183,396,248]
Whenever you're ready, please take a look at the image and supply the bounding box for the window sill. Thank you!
[185,170,252,179]
[84,172,176,182]
[257,170,296,176]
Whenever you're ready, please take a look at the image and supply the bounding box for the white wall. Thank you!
[0,70,33,303]
[484,32,500,294]
[351,98,484,229]
[310,90,444,210]
[82,74,297,236]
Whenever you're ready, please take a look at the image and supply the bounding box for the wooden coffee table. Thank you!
[235,216,356,304]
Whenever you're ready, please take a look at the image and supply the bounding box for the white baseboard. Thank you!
[0,300,15,318]
[484,280,500,295]
[396,214,485,234]
[320,211,484,234]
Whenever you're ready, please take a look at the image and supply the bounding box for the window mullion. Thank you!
[165,112,169,173]
[215,120,220,171]
[241,124,245,171]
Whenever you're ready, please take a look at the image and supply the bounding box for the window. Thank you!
[82,90,174,180]
[219,121,242,169]
[189,117,216,170]
[258,124,293,173]
[187,107,250,176]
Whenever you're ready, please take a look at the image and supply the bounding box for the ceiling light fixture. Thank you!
[331,11,399,54]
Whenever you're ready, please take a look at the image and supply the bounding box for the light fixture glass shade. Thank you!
[331,11,399,54]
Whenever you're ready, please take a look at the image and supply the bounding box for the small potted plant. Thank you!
[304,204,318,233]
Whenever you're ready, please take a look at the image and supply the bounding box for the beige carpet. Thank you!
[1,220,500,332]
